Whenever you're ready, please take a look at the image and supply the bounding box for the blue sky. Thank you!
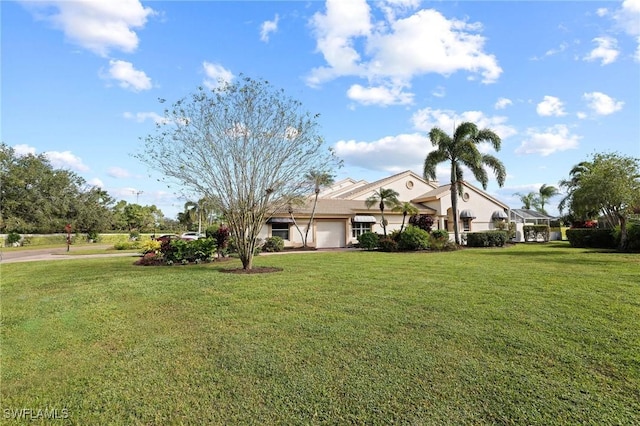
[2,0,639,218]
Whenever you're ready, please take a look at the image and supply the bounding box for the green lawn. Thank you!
[1,243,638,424]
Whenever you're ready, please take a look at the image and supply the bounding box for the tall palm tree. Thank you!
[423,122,506,245]
[514,191,539,210]
[303,171,334,247]
[537,184,559,215]
[558,161,593,215]
[365,187,400,236]
[392,201,419,233]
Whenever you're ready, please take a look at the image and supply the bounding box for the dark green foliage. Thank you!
[357,231,379,250]
[87,231,100,242]
[6,231,21,246]
[523,225,550,242]
[466,231,508,247]
[262,236,284,253]
[205,225,219,239]
[378,237,398,252]
[618,221,640,252]
[161,238,217,263]
[134,252,164,266]
[431,229,449,240]
[408,214,434,232]
[397,225,430,251]
[567,228,616,249]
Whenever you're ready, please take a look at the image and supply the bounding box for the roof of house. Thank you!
[333,170,437,200]
[510,209,555,220]
[275,198,436,217]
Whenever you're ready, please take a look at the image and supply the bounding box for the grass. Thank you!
[1,242,638,424]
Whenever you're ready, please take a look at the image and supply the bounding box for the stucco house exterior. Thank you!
[259,170,511,248]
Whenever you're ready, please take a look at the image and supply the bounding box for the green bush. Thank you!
[114,241,141,250]
[430,229,454,251]
[378,237,398,252]
[205,225,219,239]
[262,236,284,253]
[357,231,379,250]
[87,231,101,242]
[566,228,616,249]
[466,231,508,247]
[398,225,430,251]
[141,239,161,254]
[161,238,217,263]
[6,231,21,246]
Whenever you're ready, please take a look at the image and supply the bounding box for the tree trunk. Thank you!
[400,212,407,233]
[304,191,320,248]
[451,163,460,245]
[618,215,628,251]
[380,203,387,236]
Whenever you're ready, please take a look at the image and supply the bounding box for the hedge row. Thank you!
[465,231,508,247]
[567,224,640,251]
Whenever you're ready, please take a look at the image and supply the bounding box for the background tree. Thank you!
[365,188,400,236]
[392,201,419,233]
[139,76,339,270]
[74,187,114,235]
[302,170,334,247]
[538,184,559,215]
[514,191,539,210]
[423,122,506,245]
[560,152,640,250]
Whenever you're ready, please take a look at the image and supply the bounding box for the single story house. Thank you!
[259,170,512,248]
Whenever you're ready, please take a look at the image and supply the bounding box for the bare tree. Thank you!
[139,76,338,269]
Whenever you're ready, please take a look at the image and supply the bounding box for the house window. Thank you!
[271,223,290,240]
[352,222,372,238]
[462,219,471,232]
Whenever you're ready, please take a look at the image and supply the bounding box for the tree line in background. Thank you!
[0,143,184,235]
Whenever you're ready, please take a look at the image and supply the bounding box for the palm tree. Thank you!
[423,122,506,245]
[537,184,559,215]
[303,171,334,247]
[392,201,419,233]
[558,161,593,215]
[514,191,539,210]
[365,187,400,236]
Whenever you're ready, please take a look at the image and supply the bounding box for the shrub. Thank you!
[623,221,640,252]
[357,231,379,250]
[430,229,452,251]
[6,231,21,246]
[135,252,164,266]
[141,239,161,254]
[408,214,434,232]
[431,229,449,241]
[262,236,284,253]
[466,231,508,247]
[397,225,430,251]
[113,241,141,250]
[129,231,140,240]
[87,231,101,242]
[567,228,616,249]
[186,238,217,261]
[378,237,398,252]
[214,226,231,257]
[205,225,219,239]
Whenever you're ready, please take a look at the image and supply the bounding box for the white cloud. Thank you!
[44,151,90,172]
[13,144,37,156]
[576,111,588,119]
[347,83,414,106]
[24,0,155,57]
[584,36,619,65]
[411,108,517,141]
[260,14,279,42]
[495,97,512,110]
[202,62,234,90]
[104,59,152,92]
[536,96,566,117]
[432,86,446,98]
[583,91,624,115]
[515,125,581,156]
[307,1,502,104]
[87,178,104,188]
[123,111,166,124]
[614,0,640,36]
[596,8,609,17]
[107,167,132,179]
[333,132,430,174]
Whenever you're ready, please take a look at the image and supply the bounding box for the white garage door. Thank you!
[315,221,346,248]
